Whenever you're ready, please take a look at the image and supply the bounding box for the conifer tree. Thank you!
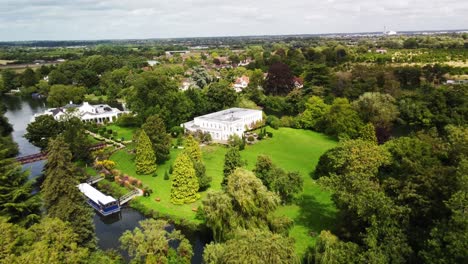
[0,147,40,226]
[184,135,211,190]
[142,115,171,163]
[42,136,96,248]
[135,130,157,175]
[170,152,199,204]
[184,135,202,163]
[222,147,244,186]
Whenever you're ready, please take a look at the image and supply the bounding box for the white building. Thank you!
[182,108,263,142]
[32,102,127,124]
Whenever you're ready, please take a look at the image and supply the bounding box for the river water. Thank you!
[1,95,208,263]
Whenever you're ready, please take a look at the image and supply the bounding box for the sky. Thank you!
[0,0,467,41]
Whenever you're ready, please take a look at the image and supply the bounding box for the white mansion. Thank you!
[182,108,263,141]
[32,102,127,124]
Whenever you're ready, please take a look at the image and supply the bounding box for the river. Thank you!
[1,95,208,263]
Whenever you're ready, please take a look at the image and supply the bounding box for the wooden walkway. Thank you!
[86,175,105,185]
[16,143,108,165]
[119,189,142,205]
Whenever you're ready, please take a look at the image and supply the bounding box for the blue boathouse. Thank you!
[78,183,120,216]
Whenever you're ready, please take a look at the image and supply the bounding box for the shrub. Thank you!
[257,133,264,140]
[169,164,174,174]
[266,115,280,129]
[164,170,170,180]
[107,129,113,135]
[247,135,255,142]
[267,132,273,138]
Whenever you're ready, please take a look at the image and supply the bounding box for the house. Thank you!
[182,108,263,142]
[32,102,128,124]
[233,75,250,92]
[293,77,304,88]
[376,49,388,54]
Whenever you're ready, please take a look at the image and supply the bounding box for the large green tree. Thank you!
[203,229,297,264]
[47,85,86,107]
[170,152,199,204]
[322,98,364,139]
[142,115,171,163]
[253,155,303,204]
[0,148,40,226]
[25,115,63,149]
[120,219,193,264]
[135,130,157,175]
[203,169,280,240]
[42,136,96,248]
[222,147,244,186]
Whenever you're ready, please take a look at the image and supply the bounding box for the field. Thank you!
[109,127,337,256]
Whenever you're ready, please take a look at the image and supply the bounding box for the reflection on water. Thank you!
[1,95,47,179]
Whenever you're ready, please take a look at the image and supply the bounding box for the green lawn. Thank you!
[109,127,337,257]
[105,124,137,141]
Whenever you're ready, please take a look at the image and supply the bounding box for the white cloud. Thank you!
[0,0,466,40]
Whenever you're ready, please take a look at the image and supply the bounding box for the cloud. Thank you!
[0,0,466,41]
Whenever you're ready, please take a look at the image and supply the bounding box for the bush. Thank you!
[247,135,255,142]
[266,115,280,129]
[107,129,113,135]
[267,132,273,138]
[164,170,170,180]
[169,164,174,174]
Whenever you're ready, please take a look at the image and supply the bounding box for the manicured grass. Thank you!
[105,124,137,141]
[109,127,337,257]
[84,94,108,101]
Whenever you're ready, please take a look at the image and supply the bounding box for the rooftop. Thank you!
[196,108,261,123]
[78,183,117,205]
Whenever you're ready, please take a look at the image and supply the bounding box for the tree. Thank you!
[253,155,303,204]
[14,218,90,264]
[323,98,364,139]
[142,115,171,163]
[62,116,91,161]
[222,147,244,186]
[358,123,378,144]
[120,219,193,264]
[0,148,40,226]
[20,68,38,88]
[298,96,330,130]
[184,135,211,191]
[203,229,297,264]
[202,191,235,242]
[42,137,96,248]
[264,62,295,96]
[206,80,238,112]
[1,69,18,91]
[25,115,63,149]
[170,152,199,204]
[353,92,399,142]
[48,69,70,85]
[47,85,86,107]
[135,130,157,175]
[312,230,360,264]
